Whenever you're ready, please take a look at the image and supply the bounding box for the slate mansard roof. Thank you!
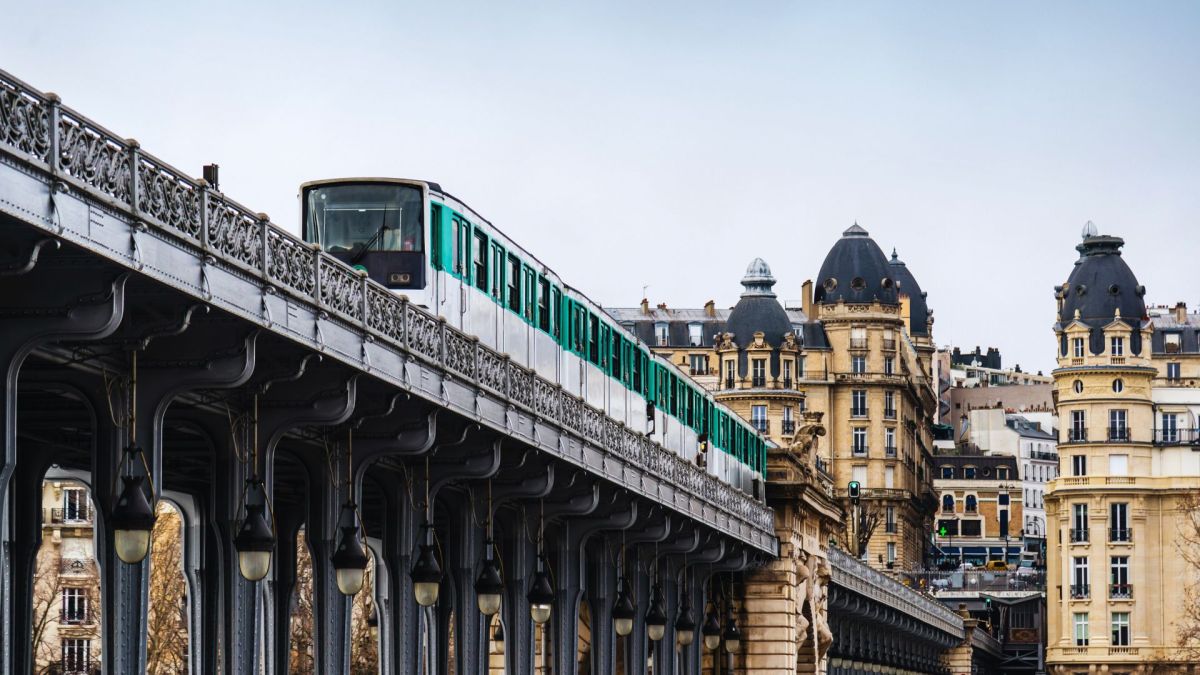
[814,224,900,307]
[1056,228,1148,355]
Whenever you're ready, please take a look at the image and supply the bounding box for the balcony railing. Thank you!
[1070,584,1090,599]
[1107,427,1130,442]
[47,507,92,525]
[61,608,97,625]
[885,446,897,458]
[883,408,897,420]
[851,446,869,457]
[1031,450,1059,461]
[781,420,796,435]
[60,559,97,575]
[851,408,868,418]
[1154,428,1200,444]
[914,570,1046,593]
[1066,429,1088,443]
[725,377,735,389]
[1110,583,1133,599]
[885,522,897,533]
[751,420,769,434]
[751,376,766,387]
[782,377,792,389]
[1110,528,1133,543]
[850,338,868,350]
[1069,528,1089,543]
[882,339,896,350]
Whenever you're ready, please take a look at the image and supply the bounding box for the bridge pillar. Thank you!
[378,487,420,675]
[447,494,485,675]
[0,269,127,673]
[499,513,535,675]
[10,443,61,673]
[585,538,616,675]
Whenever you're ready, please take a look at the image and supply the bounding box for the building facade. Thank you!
[609,225,939,574]
[932,454,1024,566]
[1045,228,1200,671]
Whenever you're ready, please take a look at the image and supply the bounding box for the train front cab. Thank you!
[301,178,429,291]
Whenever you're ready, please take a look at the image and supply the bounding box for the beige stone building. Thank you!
[33,479,101,674]
[932,454,1024,566]
[1045,228,1200,671]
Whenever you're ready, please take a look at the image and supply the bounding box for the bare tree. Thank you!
[291,531,316,674]
[146,502,188,675]
[30,544,64,673]
[348,555,378,675]
[839,501,883,559]
[1175,492,1200,660]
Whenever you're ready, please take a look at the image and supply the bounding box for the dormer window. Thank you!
[688,323,703,347]
[1110,336,1124,356]
[1165,332,1182,353]
[654,322,669,346]
[1073,338,1085,358]
[964,466,977,479]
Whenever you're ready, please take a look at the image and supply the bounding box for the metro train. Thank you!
[300,178,765,497]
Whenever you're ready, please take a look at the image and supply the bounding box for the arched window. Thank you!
[942,494,955,512]
[965,495,978,512]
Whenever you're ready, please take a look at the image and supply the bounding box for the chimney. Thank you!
[1176,302,1188,324]
[657,302,668,311]
[704,299,716,318]
[202,164,220,191]
[640,298,649,314]
[801,280,813,318]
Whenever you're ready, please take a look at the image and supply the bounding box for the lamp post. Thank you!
[330,431,369,596]
[411,459,442,606]
[111,352,156,564]
[233,396,276,581]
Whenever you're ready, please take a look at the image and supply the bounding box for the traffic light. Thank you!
[847,481,861,504]
[938,525,948,537]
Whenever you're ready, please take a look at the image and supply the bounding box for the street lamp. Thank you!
[645,584,667,642]
[701,605,721,651]
[331,500,369,595]
[233,397,276,581]
[675,596,696,647]
[613,578,636,637]
[111,352,157,564]
[410,459,442,606]
[475,545,503,616]
[722,611,742,653]
[527,555,554,625]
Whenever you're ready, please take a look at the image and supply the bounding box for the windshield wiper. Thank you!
[350,209,390,265]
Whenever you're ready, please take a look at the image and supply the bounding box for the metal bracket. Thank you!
[0,238,59,277]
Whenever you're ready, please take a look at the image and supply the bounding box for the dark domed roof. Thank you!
[1059,233,1145,326]
[814,224,899,306]
[889,249,930,336]
[726,258,793,349]
[1057,228,1147,355]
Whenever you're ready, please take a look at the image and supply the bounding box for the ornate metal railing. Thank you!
[827,547,965,638]
[0,69,774,539]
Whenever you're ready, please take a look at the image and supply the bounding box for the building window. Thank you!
[884,391,896,419]
[782,359,793,387]
[1072,504,1089,542]
[654,322,669,346]
[724,360,736,389]
[1072,557,1090,598]
[884,466,895,488]
[942,494,955,512]
[1109,409,1128,441]
[1073,337,1085,358]
[1074,613,1089,646]
[1161,413,1179,443]
[884,428,896,457]
[1072,455,1087,477]
[62,587,88,624]
[1167,362,1181,380]
[851,355,866,374]
[63,487,89,523]
[688,323,702,347]
[852,427,868,455]
[965,495,978,512]
[1110,336,1124,356]
[751,405,768,434]
[797,355,806,378]
[689,354,709,375]
[964,466,976,479]
[1069,410,1086,442]
[1111,612,1130,646]
[998,493,1010,506]
[850,327,867,350]
[1110,556,1130,598]
[941,466,954,479]
[1111,503,1130,542]
[886,542,896,564]
[885,506,896,533]
[751,359,766,387]
[1112,378,1124,393]
[997,467,1008,480]
[1073,379,1084,394]
[1165,332,1183,353]
[961,520,982,536]
[852,465,867,486]
[782,406,795,435]
[62,639,91,672]
[884,356,895,375]
[851,390,867,417]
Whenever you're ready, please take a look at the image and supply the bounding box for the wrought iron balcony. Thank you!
[850,338,868,350]
[1109,583,1133,599]
[1066,429,1088,443]
[852,446,868,457]
[883,407,897,419]
[882,339,897,350]
[1109,528,1133,543]
[851,407,868,418]
[1154,427,1199,444]
[47,507,92,525]
[1070,584,1090,599]
[782,377,793,389]
[751,376,766,387]
[885,522,897,533]
[751,419,769,434]
[1107,427,1130,442]
[725,377,735,390]
[781,420,796,435]
[1069,528,1089,543]
[59,558,97,575]
[60,607,97,625]
[884,446,897,458]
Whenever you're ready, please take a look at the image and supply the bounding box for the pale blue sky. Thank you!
[5,1,1198,372]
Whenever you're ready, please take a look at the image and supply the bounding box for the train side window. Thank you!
[550,287,562,340]
[632,349,643,392]
[507,254,521,312]
[611,334,623,381]
[588,314,600,364]
[523,267,537,323]
[537,278,551,332]
[430,205,445,270]
[490,242,505,301]
[473,230,488,290]
[452,217,467,276]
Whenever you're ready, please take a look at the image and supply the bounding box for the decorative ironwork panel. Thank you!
[477,349,507,393]
[365,286,403,343]
[405,306,441,362]
[137,157,200,239]
[318,257,363,321]
[534,380,558,420]
[507,362,533,410]
[560,395,582,433]
[266,227,316,295]
[58,111,130,202]
[0,78,49,162]
[444,330,476,379]
[206,197,262,269]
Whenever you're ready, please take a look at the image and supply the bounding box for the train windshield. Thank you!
[305,183,423,255]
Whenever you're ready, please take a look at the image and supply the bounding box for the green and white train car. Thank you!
[301,178,766,497]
